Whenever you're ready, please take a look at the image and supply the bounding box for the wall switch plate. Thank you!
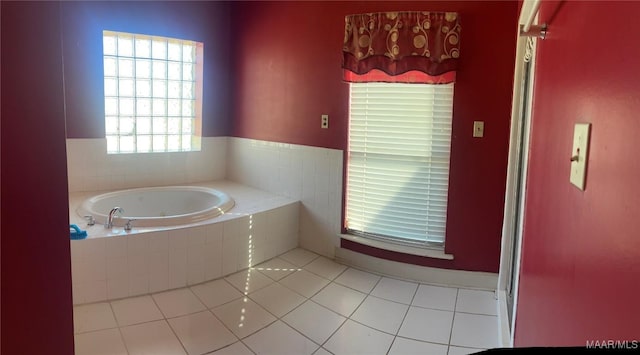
[321,114,329,129]
[570,122,591,190]
[473,121,484,138]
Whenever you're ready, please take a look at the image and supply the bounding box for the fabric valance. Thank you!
[343,11,461,83]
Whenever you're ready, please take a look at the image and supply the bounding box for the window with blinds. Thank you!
[346,82,454,246]
[103,30,203,154]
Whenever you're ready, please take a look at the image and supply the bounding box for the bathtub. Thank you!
[77,186,235,228]
[69,181,300,305]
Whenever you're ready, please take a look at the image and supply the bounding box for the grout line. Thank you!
[238,338,258,355]
[238,317,278,342]
[164,318,191,355]
[318,315,349,352]
[75,300,132,354]
[192,281,245,310]
[276,274,316,299]
[341,289,366,319]
[211,294,276,347]
[276,296,310,321]
[316,264,394,350]
[333,279,378,295]
[116,332,132,355]
[273,296,332,348]
[274,252,316,266]
[114,325,132,355]
[201,341,253,355]
[332,263,350,280]
[278,317,326,351]
[145,292,191,355]
[148,292,170,320]
[105,300,121,327]
[314,345,336,355]
[206,308,256,355]
[454,309,500,317]
[274,285,348,351]
[332,269,381,295]
[205,307,247,352]
[387,336,399,354]
[408,302,459,313]
[307,279,339,304]
[106,299,123,327]
[395,299,413,337]
[345,294,368,320]
[306,298,348,320]
[394,333,454,346]
[447,288,460,353]
[303,262,347,281]
[73,325,122,335]
[246,285,305,316]
[368,274,384,295]
[366,292,414,307]
[384,280,421,354]
[347,317,403,338]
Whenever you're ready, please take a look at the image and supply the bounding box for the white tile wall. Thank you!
[68,136,341,303]
[66,137,227,192]
[227,137,343,258]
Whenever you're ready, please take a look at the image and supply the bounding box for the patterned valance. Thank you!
[343,11,461,83]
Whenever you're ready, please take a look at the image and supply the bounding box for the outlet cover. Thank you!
[321,114,329,129]
[570,123,591,190]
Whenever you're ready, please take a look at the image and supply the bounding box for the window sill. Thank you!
[339,234,454,260]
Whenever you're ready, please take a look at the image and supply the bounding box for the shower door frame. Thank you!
[497,8,539,346]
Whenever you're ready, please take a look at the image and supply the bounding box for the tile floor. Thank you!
[73,248,500,355]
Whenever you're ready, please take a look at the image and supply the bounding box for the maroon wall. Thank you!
[232,1,519,272]
[62,1,232,138]
[515,1,640,345]
[1,2,74,353]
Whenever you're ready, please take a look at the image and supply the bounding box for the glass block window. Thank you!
[103,30,203,154]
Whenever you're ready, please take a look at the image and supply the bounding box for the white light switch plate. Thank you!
[570,123,591,190]
[473,121,484,138]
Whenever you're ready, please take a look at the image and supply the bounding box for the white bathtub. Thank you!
[77,186,235,228]
[69,181,300,305]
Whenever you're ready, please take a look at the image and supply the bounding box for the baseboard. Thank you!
[335,247,498,290]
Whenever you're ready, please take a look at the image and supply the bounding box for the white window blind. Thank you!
[346,82,454,245]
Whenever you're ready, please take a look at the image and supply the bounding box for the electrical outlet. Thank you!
[321,114,329,129]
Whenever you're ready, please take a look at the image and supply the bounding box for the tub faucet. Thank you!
[105,207,124,229]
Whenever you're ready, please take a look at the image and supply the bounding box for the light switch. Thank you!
[570,123,591,190]
[473,121,484,138]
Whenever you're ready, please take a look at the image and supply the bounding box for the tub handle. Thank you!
[124,219,135,232]
[83,215,95,226]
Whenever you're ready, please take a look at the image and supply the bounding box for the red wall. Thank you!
[62,1,232,138]
[232,1,519,272]
[1,2,74,353]
[515,1,640,345]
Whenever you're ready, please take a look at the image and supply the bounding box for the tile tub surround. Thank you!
[67,137,343,258]
[227,137,343,258]
[70,181,299,304]
[66,137,228,193]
